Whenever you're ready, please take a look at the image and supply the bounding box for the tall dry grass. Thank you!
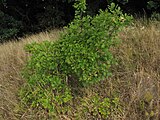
[0,21,159,120]
[111,20,160,119]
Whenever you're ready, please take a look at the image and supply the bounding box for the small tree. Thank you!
[20,0,132,113]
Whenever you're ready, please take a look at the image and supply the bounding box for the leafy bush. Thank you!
[20,0,132,113]
[0,10,23,43]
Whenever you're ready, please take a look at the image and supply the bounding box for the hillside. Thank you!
[0,20,160,120]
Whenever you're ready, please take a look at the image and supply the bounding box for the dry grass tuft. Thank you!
[0,21,160,120]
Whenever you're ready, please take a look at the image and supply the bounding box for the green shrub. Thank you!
[0,10,23,43]
[20,41,73,112]
[20,0,132,113]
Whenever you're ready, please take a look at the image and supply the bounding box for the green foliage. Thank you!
[20,41,73,112]
[147,0,160,10]
[0,10,23,43]
[93,97,121,119]
[58,2,132,86]
[151,12,160,21]
[116,0,128,5]
[20,0,132,114]
[138,91,156,119]
[1,0,159,41]
[80,95,122,119]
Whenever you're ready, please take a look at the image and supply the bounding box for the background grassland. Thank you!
[0,20,160,120]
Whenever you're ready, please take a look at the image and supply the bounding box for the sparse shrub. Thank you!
[77,95,122,119]
[150,12,160,21]
[20,0,132,114]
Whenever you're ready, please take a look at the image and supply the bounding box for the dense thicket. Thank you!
[0,0,160,42]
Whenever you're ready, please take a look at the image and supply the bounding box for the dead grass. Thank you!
[111,20,160,119]
[0,21,160,120]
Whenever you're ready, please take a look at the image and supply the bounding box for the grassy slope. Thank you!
[0,21,160,120]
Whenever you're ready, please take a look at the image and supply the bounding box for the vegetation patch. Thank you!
[20,0,132,117]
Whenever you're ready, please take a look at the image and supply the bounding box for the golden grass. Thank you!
[0,21,160,120]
